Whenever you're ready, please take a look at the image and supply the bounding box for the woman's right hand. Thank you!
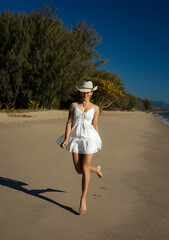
[61,139,68,149]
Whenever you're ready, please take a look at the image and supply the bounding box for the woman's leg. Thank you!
[72,152,103,177]
[72,152,103,215]
[80,154,103,215]
[90,165,103,178]
[72,153,83,174]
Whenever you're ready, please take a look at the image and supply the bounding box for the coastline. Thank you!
[1,110,169,239]
[153,111,169,126]
[0,109,169,127]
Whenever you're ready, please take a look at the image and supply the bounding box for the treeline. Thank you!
[0,3,104,109]
[0,3,152,111]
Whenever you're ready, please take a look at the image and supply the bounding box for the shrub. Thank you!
[29,100,40,109]
[4,103,13,110]
[52,97,61,109]
[87,77,126,110]
[143,98,152,110]
[0,102,4,110]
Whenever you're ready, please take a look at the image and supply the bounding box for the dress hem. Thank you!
[66,149,101,154]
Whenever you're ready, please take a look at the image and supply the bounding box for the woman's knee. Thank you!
[75,166,83,174]
[82,164,90,173]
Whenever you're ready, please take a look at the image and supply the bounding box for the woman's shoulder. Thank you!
[71,102,77,107]
[69,102,77,110]
[92,104,99,112]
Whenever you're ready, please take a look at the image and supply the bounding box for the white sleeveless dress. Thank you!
[56,103,102,154]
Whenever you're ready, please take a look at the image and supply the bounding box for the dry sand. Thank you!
[0,110,68,123]
[0,110,169,240]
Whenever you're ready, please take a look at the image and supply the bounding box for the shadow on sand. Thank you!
[0,176,79,215]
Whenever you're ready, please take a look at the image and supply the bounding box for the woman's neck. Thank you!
[81,100,90,106]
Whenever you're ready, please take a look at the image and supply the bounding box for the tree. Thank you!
[143,98,152,110]
[89,69,125,89]
[0,3,104,109]
[0,11,34,108]
[125,93,138,111]
[87,77,126,110]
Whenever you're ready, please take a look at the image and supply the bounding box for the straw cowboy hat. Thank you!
[76,81,98,92]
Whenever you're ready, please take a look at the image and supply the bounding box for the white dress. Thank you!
[56,103,102,154]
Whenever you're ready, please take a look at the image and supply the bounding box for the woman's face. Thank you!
[80,91,93,101]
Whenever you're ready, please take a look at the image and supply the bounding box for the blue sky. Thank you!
[1,0,169,104]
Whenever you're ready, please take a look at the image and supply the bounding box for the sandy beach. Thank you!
[0,110,169,240]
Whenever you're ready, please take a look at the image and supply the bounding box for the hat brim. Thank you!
[76,86,98,92]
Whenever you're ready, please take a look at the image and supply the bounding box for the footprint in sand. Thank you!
[99,186,109,190]
[93,193,101,200]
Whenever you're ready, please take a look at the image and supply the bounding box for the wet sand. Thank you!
[0,111,169,240]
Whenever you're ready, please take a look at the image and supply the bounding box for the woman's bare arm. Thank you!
[92,105,100,133]
[61,102,75,148]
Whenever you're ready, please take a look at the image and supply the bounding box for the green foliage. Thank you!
[4,102,13,110]
[125,94,138,111]
[134,98,146,111]
[29,100,40,109]
[52,97,61,109]
[0,3,150,112]
[89,69,125,89]
[143,98,152,110]
[0,101,3,109]
[0,3,103,109]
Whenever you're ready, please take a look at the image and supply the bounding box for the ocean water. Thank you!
[154,112,169,126]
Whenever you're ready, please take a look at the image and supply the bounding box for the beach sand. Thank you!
[0,111,169,240]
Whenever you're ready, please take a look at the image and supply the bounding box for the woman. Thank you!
[56,81,103,215]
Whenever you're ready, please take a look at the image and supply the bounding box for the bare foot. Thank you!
[79,197,87,215]
[96,165,103,178]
